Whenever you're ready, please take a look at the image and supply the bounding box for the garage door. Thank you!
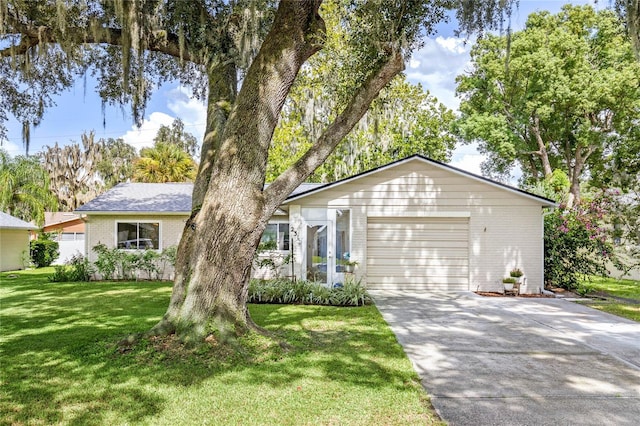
[366,217,469,291]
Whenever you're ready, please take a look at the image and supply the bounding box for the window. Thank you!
[117,222,160,250]
[335,210,351,272]
[260,223,289,251]
[54,232,85,241]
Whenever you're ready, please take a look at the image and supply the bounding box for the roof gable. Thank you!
[284,155,558,207]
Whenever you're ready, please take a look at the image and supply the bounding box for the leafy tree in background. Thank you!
[41,131,106,211]
[266,3,456,182]
[1,0,531,343]
[269,76,456,182]
[455,5,640,208]
[0,149,57,225]
[154,118,199,158]
[133,141,196,183]
[97,137,138,189]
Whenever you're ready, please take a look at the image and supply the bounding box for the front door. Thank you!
[306,222,331,285]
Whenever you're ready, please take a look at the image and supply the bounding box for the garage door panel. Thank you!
[367,232,468,242]
[367,275,469,286]
[367,247,468,257]
[367,217,469,291]
[369,224,468,234]
[367,239,468,249]
[367,257,468,268]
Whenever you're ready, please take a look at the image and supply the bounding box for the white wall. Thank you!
[286,158,549,293]
[0,229,30,272]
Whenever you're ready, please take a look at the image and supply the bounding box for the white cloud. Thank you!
[121,112,174,152]
[450,142,484,176]
[118,86,207,154]
[407,36,474,110]
[166,86,207,144]
[1,139,24,158]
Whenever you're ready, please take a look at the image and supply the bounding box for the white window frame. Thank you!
[261,221,290,251]
[115,221,162,251]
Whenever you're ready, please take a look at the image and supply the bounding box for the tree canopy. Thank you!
[133,140,197,183]
[41,131,105,211]
[455,4,640,207]
[266,0,456,183]
[153,118,199,158]
[1,0,532,344]
[0,149,57,225]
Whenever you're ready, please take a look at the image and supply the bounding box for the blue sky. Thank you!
[1,0,595,177]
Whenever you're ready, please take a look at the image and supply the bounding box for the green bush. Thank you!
[544,192,621,290]
[92,243,120,280]
[49,254,95,282]
[30,234,59,267]
[248,278,371,306]
[92,243,177,280]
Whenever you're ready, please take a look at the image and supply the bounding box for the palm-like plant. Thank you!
[0,150,58,226]
[132,142,197,183]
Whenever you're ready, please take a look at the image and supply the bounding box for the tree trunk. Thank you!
[149,0,406,343]
[150,0,326,341]
[565,145,592,208]
[530,115,553,177]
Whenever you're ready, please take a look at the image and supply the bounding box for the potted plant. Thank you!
[510,268,524,283]
[502,277,517,291]
[341,252,358,273]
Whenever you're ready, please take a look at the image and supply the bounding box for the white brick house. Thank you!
[76,155,557,293]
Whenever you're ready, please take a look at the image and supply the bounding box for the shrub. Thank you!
[49,254,95,282]
[92,243,178,280]
[248,278,371,306]
[137,250,160,279]
[544,192,621,290]
[30,233,59,267]
[93,244,119,280]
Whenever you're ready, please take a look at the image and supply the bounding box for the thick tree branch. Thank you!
[264,49,405,211]
[2,23,201,64]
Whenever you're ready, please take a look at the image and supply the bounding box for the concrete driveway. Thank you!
[371,291,640,426]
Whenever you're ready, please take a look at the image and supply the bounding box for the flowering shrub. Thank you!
[544,191,621,290]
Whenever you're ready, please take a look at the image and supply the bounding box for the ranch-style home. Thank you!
[75,155,557,293]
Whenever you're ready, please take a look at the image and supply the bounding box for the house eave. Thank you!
[282,154,559,208]
[77,211,191,216]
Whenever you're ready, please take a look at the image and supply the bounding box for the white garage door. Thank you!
[366,217,469,291]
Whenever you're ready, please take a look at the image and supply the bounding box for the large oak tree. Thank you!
[4,0,620,343]
[455,5,640,207]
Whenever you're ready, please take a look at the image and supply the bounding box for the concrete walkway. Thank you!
[371,291,640,426]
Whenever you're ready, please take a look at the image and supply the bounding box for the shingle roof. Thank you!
[76,183,193,213]
[76,182,326,214]
[0,212,37,230]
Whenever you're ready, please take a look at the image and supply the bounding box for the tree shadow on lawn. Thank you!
[1,279,419,425]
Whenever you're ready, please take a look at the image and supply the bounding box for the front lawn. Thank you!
[577,276,640,322]
[0,269,441,425]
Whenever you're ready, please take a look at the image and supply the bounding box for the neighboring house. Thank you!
[76,155,557,293]
[75,183,193,276]
[43,212,86,264]
[0,212,37,272]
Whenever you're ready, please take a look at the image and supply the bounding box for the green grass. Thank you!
[577,276,640,322]
[0,268,441,425]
